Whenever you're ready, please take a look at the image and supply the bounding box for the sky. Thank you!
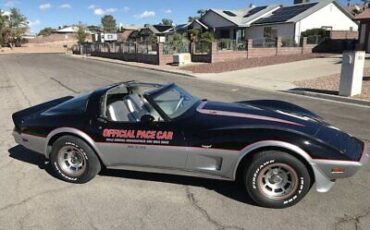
[0,0,362,33]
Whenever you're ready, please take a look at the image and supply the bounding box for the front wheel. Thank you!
[243,150,311,208]
[50,135,101,183]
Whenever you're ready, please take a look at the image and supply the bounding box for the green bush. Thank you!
[301,28,329,37]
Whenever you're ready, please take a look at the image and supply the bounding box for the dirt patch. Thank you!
[0,43,69,54]
[181,53,330,73]
[294,68,370,101]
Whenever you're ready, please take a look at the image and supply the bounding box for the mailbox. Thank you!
[339,51,365,97]
[173,53,191,66]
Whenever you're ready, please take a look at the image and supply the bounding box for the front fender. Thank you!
[232,140,335,193]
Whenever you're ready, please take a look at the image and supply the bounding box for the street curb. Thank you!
[68,54,197,78]
[288,90,370,107]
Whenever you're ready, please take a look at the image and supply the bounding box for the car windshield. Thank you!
[151,85,199,119]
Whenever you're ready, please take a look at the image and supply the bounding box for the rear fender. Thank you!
[45,127,106,165]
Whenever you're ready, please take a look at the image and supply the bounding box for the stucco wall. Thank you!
[246,23,295,39]
[295,2,358,38]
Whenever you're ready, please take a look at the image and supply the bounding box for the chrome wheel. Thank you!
[57,146,87,177]
[257,163,298,200]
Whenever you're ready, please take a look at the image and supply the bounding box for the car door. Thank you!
[93,118,188,169]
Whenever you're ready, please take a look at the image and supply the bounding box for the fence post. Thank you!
[157,42,164,65]
[112,43,116,53]
[210,42,217,63]
[190,42,194,55]
[134,42,138,62]
[247,39,253,59]
[302,37,308,54]
[276,37,282,56]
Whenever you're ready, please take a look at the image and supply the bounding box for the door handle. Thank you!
[201,145,212,149]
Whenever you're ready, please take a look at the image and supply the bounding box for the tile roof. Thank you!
[355,8,370,20]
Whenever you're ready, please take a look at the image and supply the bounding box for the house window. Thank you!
[263,27,277,39]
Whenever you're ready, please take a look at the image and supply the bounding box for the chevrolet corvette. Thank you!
[12,81,369,208]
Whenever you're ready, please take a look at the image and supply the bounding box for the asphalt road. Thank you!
[0,54,369,230]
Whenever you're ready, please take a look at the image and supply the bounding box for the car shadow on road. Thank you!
[8,145,58,179]
[8,145,257,207]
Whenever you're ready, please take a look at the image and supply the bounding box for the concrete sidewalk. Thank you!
[195,55,370,91]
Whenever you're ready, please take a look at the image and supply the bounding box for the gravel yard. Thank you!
[294,68,370,101]
[182,53,330,73]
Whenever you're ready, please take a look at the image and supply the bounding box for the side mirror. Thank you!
[140,114,155,123]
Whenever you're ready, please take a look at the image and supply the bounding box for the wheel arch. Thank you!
[45,127,106,166]
[233,141,315,183]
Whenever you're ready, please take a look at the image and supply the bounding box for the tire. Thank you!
[243,150,311,209]
[50,135,101,184]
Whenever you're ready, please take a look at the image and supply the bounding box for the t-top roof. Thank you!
[253,2,317,25]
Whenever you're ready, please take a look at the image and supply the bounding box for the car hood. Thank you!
[195,100,324,135]
[193,100,364,161]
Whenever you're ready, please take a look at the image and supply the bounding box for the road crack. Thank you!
[50,77,80,94]
[185,186,244,230]
[0,185,73,213]
[334,208,370,230]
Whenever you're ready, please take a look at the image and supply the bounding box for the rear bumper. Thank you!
[312,143,369,192]
[12,130,46,155]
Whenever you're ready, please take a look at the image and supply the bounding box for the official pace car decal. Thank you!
[103,129,174,145]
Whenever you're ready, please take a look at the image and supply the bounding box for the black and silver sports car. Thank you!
[12,81,369,208]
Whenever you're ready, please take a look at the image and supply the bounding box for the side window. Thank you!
[264,27,277,39]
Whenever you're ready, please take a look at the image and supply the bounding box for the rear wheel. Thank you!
[50,135,101,183]
[243,150,311,208]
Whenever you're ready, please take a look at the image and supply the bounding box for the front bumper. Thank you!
[312,143,369,192]
[12,130,46,155]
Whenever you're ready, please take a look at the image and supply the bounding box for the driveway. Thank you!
[195,55,370,91]
[0,54,369,230]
